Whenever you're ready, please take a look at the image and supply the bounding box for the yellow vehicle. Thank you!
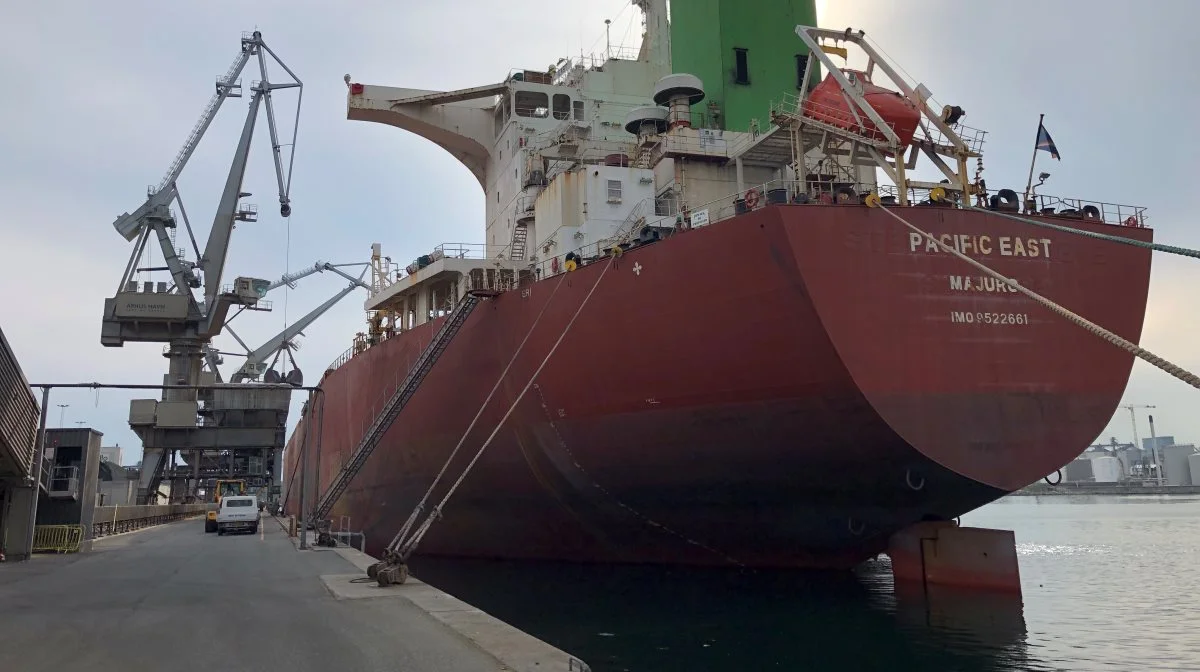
[204,479,247,533]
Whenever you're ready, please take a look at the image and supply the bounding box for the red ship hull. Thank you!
[284,204,1151,569]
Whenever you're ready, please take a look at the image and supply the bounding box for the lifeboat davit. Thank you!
[801,70,920,147]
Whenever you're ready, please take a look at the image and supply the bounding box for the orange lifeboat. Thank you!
[801,70,920,147]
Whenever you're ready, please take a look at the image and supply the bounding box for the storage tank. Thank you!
[1162,444,1197,486]
[1189,453,1200,487]
[1063,458,1094,482]
[1091,456,1122,483]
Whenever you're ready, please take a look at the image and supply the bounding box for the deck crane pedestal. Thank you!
[100,30,306,504]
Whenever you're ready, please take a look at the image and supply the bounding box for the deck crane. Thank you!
[101,30,304,504]
[201,261,372,383]
[229,265,371,384]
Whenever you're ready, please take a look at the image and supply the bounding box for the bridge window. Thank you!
[515,90,549,118]
[607,179,622,203]
[553,94,571,120]
[573,100,585,120]
[733,48,750,85]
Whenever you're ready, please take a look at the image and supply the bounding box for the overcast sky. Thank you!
[1,0,1197,466]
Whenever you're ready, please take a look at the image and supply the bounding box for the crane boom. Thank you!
[156,41,255,194]
[268,261,371,292]
[231,268,370,383]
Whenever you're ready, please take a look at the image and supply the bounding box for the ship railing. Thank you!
[532,174,1152,280]
[543,176,1157,278]
[917,122,988,155]
[326,344,357,374]
[1026,193,1148,227]
[431,242,488,260]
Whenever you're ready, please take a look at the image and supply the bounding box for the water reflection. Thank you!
[411,555,1044,672]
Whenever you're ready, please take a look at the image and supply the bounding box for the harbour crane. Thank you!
[100,30,305,503]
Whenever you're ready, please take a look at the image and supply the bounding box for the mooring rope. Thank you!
[966,205,1200,260]
[395,256,616,559]
[383,268,573,553]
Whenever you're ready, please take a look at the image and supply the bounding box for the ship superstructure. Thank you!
[340,0,882,338]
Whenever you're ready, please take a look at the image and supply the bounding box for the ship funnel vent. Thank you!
[653,74,706,130]
[623,106,670,137]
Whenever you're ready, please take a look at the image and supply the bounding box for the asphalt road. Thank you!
[0,515,504,672]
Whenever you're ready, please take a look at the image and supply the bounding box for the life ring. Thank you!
[1123,215,1139,227]
[551,257,561,273]
[744,188,761,209]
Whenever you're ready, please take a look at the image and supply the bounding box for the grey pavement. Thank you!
[0,515,505,672]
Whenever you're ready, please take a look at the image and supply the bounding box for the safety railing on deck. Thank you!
[918,121,988,155]
[1026,193,1147,227]
[548,46,642,87]
[326,345,357,374]
[530,177,1151,279]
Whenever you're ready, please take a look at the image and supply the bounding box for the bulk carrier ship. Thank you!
[284,0,1152,572]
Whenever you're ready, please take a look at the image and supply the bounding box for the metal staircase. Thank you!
[633,145,654,168]
[510,223,529,261]
[310,291,490,522]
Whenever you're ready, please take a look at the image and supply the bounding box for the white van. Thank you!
[215,495,259,535]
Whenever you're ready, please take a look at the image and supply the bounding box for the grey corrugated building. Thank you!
[0,325,42,561]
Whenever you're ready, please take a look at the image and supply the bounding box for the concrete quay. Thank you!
[0,513,588,672]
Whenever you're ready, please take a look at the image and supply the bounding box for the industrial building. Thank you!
[0,325,43,561]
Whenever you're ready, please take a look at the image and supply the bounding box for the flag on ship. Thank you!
[1036,121,1060,160]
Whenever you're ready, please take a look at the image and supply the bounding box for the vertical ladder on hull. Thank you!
[510,223,529,262]
[310,291,493,522]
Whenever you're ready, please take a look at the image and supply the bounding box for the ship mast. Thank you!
[634,0,671,67]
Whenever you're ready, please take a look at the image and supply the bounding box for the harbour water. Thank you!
[412,495,1200,671]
